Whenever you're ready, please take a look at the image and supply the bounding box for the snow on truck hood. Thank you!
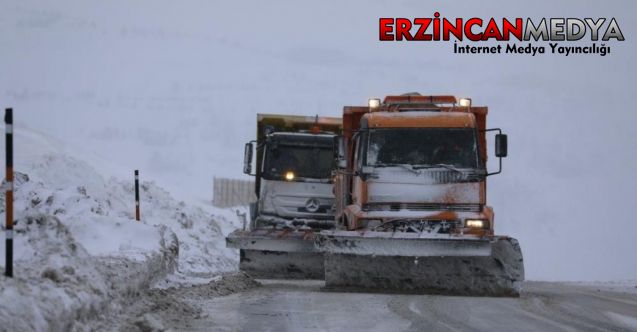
[366,167,482,204]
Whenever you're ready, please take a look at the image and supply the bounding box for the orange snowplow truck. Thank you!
[315,94,524,296]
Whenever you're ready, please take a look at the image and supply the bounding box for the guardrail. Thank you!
[212,177,255,208]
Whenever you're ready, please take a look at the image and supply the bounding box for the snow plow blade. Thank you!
[315,231,524,297]
[226,229,324,279]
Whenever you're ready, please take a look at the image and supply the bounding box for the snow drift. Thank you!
[0,128,241,331]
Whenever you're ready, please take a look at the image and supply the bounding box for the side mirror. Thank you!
[334,136,346,169]
[243,142,254,175]
[495,134,508,158]
[485,129,507,176]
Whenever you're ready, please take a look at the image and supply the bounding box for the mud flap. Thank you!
[321,236,524,297]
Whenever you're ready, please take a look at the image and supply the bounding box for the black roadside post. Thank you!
[5,108,13,277]
[134,170,140,221]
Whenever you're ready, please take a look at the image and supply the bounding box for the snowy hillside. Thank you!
[0,128,243,330]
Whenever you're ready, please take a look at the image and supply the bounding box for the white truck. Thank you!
[226,114,341,278]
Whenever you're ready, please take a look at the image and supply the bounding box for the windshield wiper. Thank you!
[374,163,398,167]
[412,163,463,174]
[373,163,419,174]
[374,163,470,175]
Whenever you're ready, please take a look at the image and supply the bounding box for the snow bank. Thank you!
[0,214,108,331]
[0,128,242,331]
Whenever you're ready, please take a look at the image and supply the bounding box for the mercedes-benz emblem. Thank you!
[305,198,320,213]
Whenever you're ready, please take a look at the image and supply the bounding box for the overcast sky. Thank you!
[1,0,636,281]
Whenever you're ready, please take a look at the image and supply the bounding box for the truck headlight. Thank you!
[465,219,486,229]
[285,171,295,181]
[459,98,472,107]
[368,98,381,108]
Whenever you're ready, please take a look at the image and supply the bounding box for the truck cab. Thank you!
[255,132,336,229]
[334,95,507,238]
[227,114,341,279]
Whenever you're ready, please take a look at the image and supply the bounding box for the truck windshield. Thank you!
[366,128,479,168]
[263,139,334,180]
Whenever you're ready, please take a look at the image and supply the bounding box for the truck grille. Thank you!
[372,219,462,233]
[363,203,481,212]
[368,170,485,183]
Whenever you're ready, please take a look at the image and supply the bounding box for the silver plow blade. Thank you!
[240,249,324,279]
[226,229,324,279]
[315,230,492,257]
[226,229,318,252]
[316,233,524,297]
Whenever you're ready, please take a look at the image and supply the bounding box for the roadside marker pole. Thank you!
[4,108,13,277]
[134,170,140,221]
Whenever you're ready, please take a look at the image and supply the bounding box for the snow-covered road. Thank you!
[165,280,637,332]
